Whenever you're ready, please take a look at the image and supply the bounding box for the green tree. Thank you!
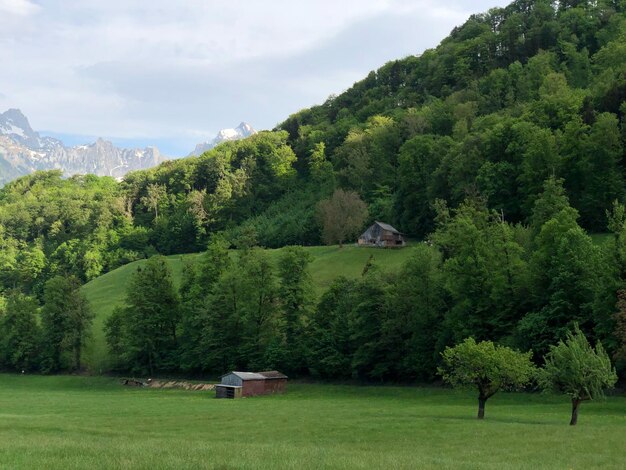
[105,256,180,374]
[307,277,358,379]
[0,292,41,371]
[388,245,446,381]
[40,276,92,372]
[521,200,600,355]
[578,113,625,229]
[308,142,336,191]
[237,249,278,369]
[438,338,536,419]
[141,183,167,220]
[539,326,618,425]
[349,269,393,380]
[64,278,94,370]
[275,246,314,374]
[433,199,528,343]
[530,177,570,233]
[202,265,244,373]
[178,236,232,372]
[395,135,452,236]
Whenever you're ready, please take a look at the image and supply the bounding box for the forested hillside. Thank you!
[1,0,626,380]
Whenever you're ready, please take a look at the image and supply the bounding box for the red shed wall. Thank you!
[263,379,287,394]
[241,379,266,397]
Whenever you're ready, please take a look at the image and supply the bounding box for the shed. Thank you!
[217,370,288,398]
[358,221,405,248]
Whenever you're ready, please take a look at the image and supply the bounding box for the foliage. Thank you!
[438,338,536,418]
[40,276,93,372]
[0,291,41,371]
[539,325,617,424]
[104,256,180,374]
[274,246,314,374]
[614,289,626,370]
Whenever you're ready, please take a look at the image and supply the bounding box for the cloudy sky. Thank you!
[0,0,508,156]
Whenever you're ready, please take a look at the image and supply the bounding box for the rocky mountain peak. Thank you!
[236,122,255,136]
[0,109,169,186]
[0,108,40,148]
[189,122,257,157]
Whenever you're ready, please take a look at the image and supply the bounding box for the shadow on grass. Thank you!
[414,413,561,426]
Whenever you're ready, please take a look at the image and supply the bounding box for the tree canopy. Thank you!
[539,325,618,425]
[438,338,536,419]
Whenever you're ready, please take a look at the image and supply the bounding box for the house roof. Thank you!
[374,221,402,234]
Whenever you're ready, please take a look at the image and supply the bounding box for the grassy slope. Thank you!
[0,375,624,469]
[82,245,419,371]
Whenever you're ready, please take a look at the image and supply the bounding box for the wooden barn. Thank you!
[215,371,288,398]
[358,221,405,248]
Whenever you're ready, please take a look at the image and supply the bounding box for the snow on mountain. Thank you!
[0,108,42,149]
[0,110,258,187]
[189,122,257,156]
[0,109,168,186]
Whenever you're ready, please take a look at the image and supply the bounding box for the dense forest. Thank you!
[1,0,626,380]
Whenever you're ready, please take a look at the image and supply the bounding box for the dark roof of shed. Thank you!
[221,370,288,380]
[258,370,288,379]
[374,221,402,234]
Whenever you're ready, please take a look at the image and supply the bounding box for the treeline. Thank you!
[0,276,92,373]
[103,179,626,380]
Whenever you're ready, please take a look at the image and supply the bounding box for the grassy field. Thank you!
[82,245,419,371]
[0,375,623,469]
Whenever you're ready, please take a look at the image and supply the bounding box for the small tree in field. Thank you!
[438,338,536,419]
[539,326,617,425]
[317,189,368,248]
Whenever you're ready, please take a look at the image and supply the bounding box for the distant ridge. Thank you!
[0,109,167,186]
[189,122,256,156]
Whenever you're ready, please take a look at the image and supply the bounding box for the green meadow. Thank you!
[81,245,418,371]
[0,375,624,469]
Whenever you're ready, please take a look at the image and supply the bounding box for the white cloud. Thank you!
[0,0,510,155]
[0,0,39,16]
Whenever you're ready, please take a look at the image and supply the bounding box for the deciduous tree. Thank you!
[317,189,368,247]
[438,338,536,419]
[539,326,617,425]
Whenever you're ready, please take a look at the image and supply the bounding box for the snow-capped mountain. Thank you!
[0,109,168,186]
[189,122,256,156]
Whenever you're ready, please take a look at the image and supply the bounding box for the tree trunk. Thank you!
[478,395,487,419]
[570,399,581,426]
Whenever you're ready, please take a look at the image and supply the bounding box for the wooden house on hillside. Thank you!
[215,371,288,398]
[358,221,405,248]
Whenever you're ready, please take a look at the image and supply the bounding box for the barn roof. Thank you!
[374,221,402,234]
[258,370,288,379]
[221,371,288,381]
[222,371,266,380]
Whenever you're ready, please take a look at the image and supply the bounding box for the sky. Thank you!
[0,0,509,156]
